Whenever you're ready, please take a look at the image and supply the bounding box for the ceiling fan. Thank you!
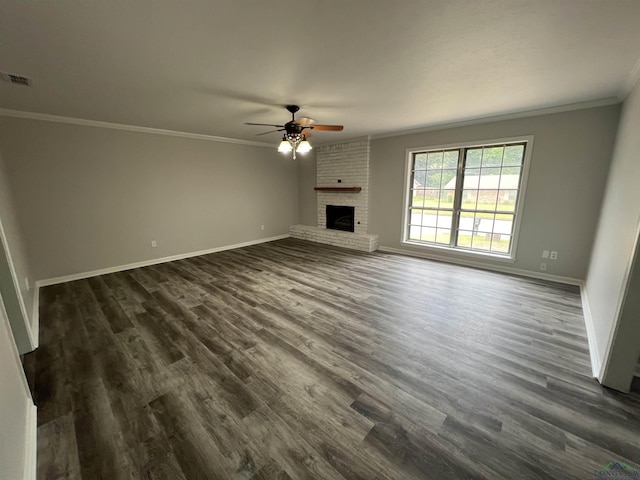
[245,105,344,159]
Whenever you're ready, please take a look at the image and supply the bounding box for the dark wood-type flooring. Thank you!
[25,238,640,479]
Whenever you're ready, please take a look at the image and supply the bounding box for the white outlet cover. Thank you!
[550,251,558,260]
[542,250,549,259]
[540,262,547,271]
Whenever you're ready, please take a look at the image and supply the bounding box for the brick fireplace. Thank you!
[290,137,379,252]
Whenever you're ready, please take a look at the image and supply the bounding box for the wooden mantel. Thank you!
[314,187,362,192]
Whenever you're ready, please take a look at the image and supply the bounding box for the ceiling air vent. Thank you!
[0,72,32,86]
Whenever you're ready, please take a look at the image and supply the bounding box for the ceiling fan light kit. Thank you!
[278,132,312,159]
[277,137,293,153]
[246,104,343,160]
[297,139,312,154]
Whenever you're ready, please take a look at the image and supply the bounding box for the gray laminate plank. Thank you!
[27,238,640,480]
[37,413,82,480]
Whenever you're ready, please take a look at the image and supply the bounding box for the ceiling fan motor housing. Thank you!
[285,121,305,135]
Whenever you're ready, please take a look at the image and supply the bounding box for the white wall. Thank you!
[367,105,620,280]
[585,79,640,392]
[0,117,299,282]
[0,145,36,353]
[0,290,36,480]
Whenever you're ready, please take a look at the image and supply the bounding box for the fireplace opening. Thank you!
[326,205,355,232]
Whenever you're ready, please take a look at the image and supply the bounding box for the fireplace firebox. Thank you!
[326,205,355,232]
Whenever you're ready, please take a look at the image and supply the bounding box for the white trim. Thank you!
[0,291,33,402]
[0,98,621,149]
[401,146,414,245]
[372,97,620,140]
[400,135,534,262]
[579,282,601,378]
[0,290,36,479]
[23,315,35,351]
[23,404,37,480]
[620,55,640,100]
[378,245,582,286]
[36,234,290,287]
[0,214,36,351]
[0,108,274,148]
[401,240,517,263]
[31,288,39,349]
[598,216,640,385]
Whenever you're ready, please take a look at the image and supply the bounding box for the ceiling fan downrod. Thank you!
[285,104,300,122]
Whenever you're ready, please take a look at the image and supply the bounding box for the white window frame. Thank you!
[401,135,534,262]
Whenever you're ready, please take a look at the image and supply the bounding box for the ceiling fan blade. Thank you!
[302,131,312,138]
[245,122,284,127]
[256,129,284,136]
[310,124,344,131]
[295,117,316,127]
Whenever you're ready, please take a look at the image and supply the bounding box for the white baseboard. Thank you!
[579,283,602,379]
[0,214,38,352]
[36,234,290,287]
[24,403,37,480]
[30,289,39,350]
[22,311,38,352]
[378,245,582,286]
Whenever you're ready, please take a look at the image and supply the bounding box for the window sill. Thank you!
[401,240,517,263]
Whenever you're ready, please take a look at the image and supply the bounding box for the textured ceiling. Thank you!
[1,0,640,144]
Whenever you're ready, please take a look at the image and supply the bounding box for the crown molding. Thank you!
[371,97,621,140]
[0,109,274,148]
[620,55,640,100]
[0,95,624,147]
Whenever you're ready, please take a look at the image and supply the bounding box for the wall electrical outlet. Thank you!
[260,225,265,231]
[550,251,558,260]
[540,262,547,271]
[542,250,549,259]
[151,240,157,248]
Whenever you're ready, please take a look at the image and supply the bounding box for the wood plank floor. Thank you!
[25,238,640,479]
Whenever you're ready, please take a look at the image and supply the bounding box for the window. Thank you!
[404,138,531,258]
